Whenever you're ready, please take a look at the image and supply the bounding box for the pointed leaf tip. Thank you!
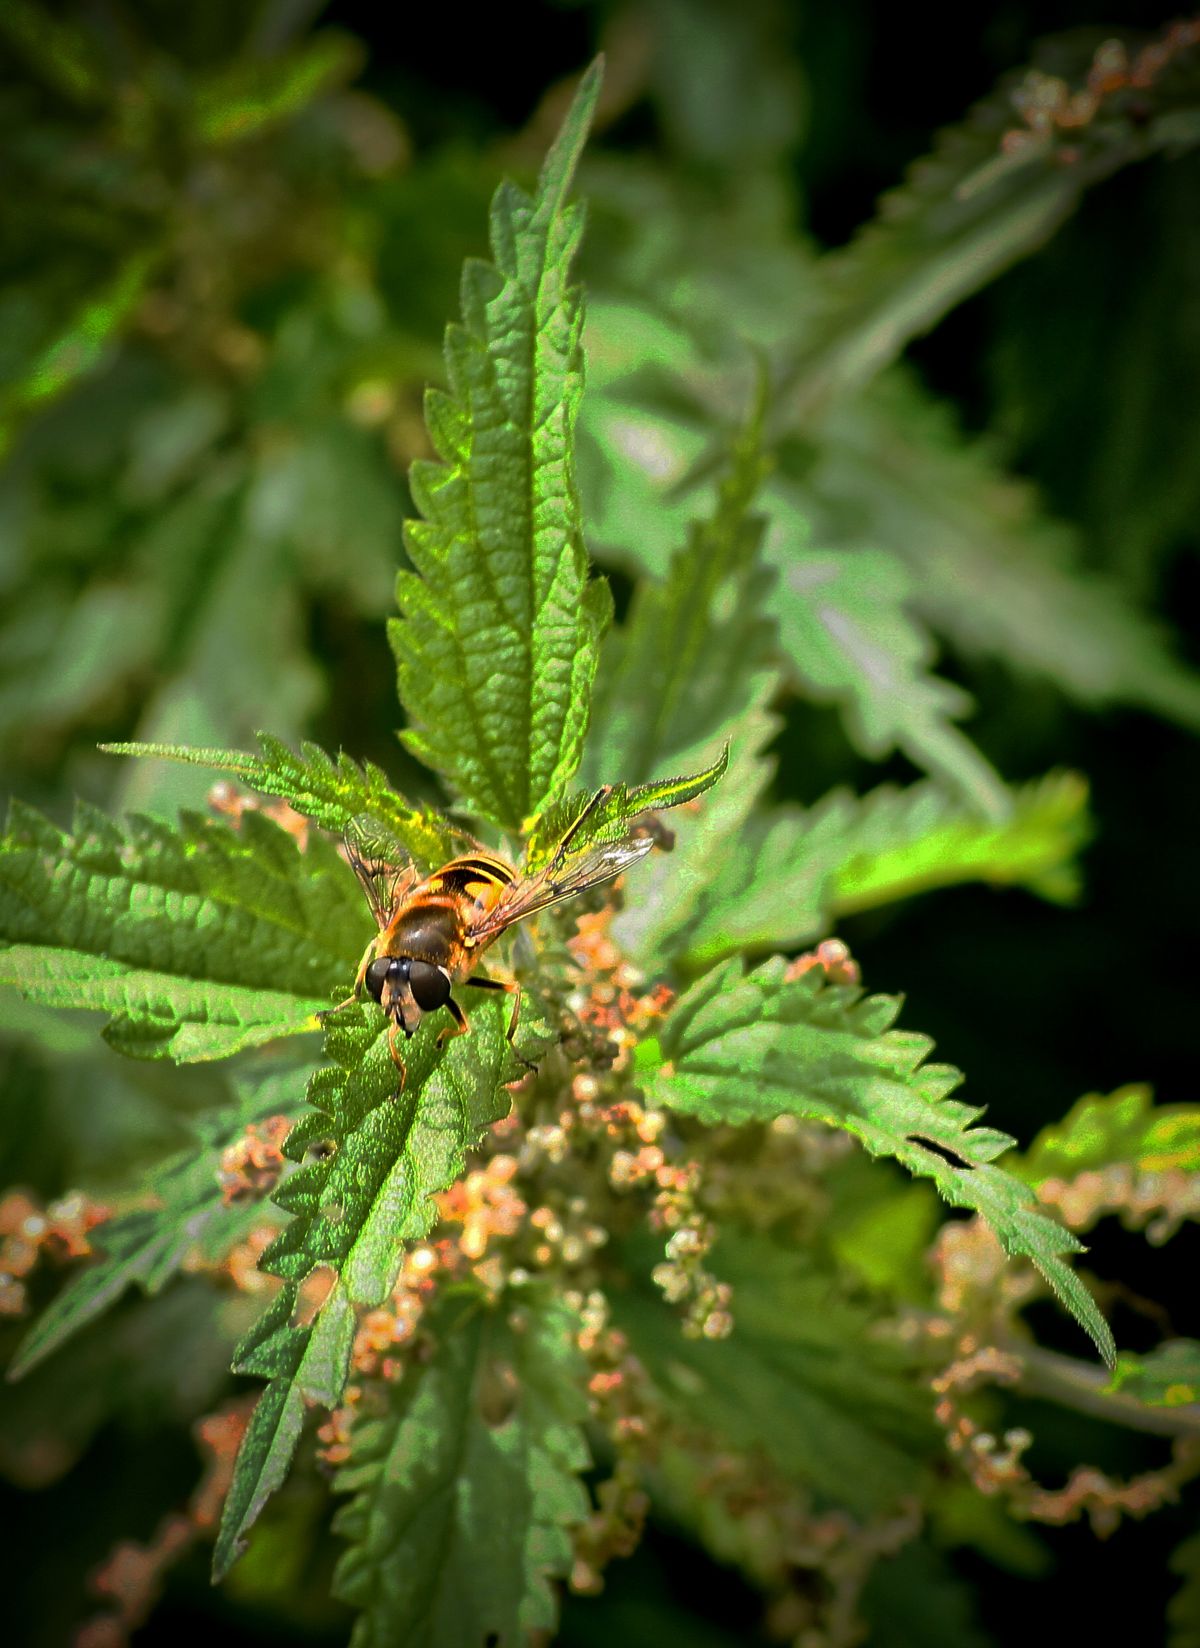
[539,57,605,207]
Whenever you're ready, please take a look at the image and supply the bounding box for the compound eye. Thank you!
[364,957,392,1002]
[408,960,451,1012]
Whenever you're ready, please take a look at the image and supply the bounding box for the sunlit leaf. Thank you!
[642,958,1116,1365]
[213,997,518,1580]
[0,801,360,1057]
[391,62,611,830]
[102,734,465,870]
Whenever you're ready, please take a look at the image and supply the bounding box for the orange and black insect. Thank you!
[334,787,658,1086]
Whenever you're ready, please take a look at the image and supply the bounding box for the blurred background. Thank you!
[1,1,1197,1642]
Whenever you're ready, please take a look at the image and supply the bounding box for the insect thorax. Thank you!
[384,906,459,968]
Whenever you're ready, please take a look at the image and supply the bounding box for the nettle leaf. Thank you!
[578,297,1005,805]
[390,61,611,831]
[9,1064,301,1378]
[1108,1340,1200,1408]
[101,734,464,871]
[0,250,159,445]
[523,747,728,874]
[641,959,1116,1366]
[333,1287,590,1648]
[612,696,781,969]
[776,540,1007,814]
[829,768,1089,907]
[780,24,1200,419]
[188,29,360,146]
[585,386,778,786]
[615,1232,936,1518]
[0,801,361,1059]
[1020,1084,1200,1184]
[213,996,517,1581]
[661,767,1089,969]
[799,372,1200,734]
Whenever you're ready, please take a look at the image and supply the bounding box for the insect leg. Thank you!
[435,995,471,1050]
[318,937,379,1021]
[464,975,522,1046]
[549,785,614,871]
[351,937,379,997]
[553,784,613,863]
[385,1018,408,1091]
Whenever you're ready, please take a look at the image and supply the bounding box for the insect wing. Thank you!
[466,834,656,943]
[343,813,419,930]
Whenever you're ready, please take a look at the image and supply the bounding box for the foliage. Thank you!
[332,1288,590,1647]
[391,61,611,833]
[2,7,1198,1647]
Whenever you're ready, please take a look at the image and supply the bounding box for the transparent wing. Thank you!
[343,813,420,930]
[467,834,656,943]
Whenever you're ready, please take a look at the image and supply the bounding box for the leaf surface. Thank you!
[642,958,1115,1365]
[9,1066,299,1377]
[670,768,1090,968]
[102,734,464,870]
[523,747,728,874]
[1020,1084,1200,1184]
[390,62,611,829]
[777,542,1006,813]
[615,1232,936,1517]
[213,996,517,1579]
[0,801,362,1057]
[333,1289,590,1647]
[585,388,777,786]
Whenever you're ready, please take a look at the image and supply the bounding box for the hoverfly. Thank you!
[331,786,660,1086]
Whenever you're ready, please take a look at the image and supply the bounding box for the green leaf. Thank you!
[776,541,1007,814]
[860,1539,993,1648]
[390,60,612,830]
[8,1065,300,1378]
[578,298,1010,802]
[585,383,777,786]
[612,696,780,969]
[578,296,713,583]
[779,26,1200,420]
[667,768,1090,968]
[799,371,1200,733]
[616,1232,936,1520]
[213,996,517,1581]
[1019,1084,1200,1184]
[333,1288,590,1647]
[101,733,466,870]
[523,746,728,873]
[643,958,1116,1366]
[829,768,1089,908]
[0,252,159,450]
[1107,1340,1200,1407]
[0,801,361,1058]
[189,31,360,146]
[0,948,323,1061]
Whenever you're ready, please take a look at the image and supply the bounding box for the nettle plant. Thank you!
[4,54,1199,1647]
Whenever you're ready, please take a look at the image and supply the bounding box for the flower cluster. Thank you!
[0,1189,111,1318]
[1002,18,1200,158]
